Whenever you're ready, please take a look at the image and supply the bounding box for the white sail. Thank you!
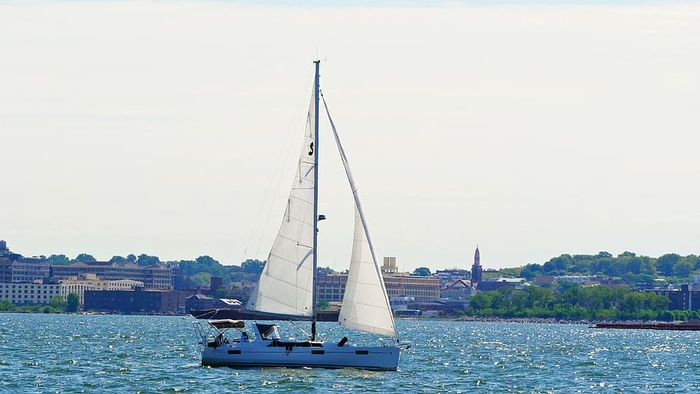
[322,96,397,338]
[246,96,317,318]
[339,207,397,337]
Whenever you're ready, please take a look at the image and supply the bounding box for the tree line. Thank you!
[515,251,699,284]
[469,251,700,321]
[0,293,80,314]
[468,282,700,321]
[412,251,699,284]
[177,256,264,288]
[46,252,265,288]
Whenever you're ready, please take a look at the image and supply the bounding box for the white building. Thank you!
[0,282,61,305]
[0,274,146,307]
[60,274,144,306]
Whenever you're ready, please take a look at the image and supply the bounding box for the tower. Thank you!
[471,245,482,286]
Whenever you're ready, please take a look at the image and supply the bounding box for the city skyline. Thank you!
[2,2,699,273]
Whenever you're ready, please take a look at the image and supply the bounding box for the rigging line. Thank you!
[289,319,312,340]
[241,70,315,262]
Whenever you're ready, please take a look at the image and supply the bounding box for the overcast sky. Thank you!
[1,1,698,273]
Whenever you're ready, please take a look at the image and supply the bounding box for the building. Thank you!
[0,242,172,290]
[51,261,173,289]
[0,282,62,305]
[210,276,223,292]
[316,257,440,303]
[555,275,600,284]
[317,272,440,303]
[317,272,347,302]
[383,274,440,301]
[441,279,473,300]
[7,258,50,283]
[59,273,145,307]
[186,294,214,311]
[477,277,526,292]
[653,284,700,311]
[0,241,50,283]
[471,245,482,286]
[84,289,189,314]
[389,296,415,312]
[434,269,470,284]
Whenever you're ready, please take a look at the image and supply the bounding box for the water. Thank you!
[1,314,699,393]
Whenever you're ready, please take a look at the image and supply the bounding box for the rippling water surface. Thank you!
[1,314,700,393]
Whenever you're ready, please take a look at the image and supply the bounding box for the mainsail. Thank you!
[246,96,317,318]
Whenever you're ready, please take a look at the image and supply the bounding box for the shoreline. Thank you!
[450,316,589,324]
[3,310,698,329]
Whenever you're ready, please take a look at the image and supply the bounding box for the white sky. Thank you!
[1,2,699,273]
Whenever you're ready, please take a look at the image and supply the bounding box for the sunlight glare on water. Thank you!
[1,314,700,393]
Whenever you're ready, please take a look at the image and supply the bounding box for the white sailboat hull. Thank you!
[200,61,404,371]
[202,340,400,371]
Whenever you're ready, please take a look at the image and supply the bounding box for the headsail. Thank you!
[246,95,317,318]
[323,96,397,338]
[339,207,397,337]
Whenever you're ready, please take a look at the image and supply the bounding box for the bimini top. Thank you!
[207,319,245,329]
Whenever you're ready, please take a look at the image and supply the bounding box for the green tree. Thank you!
[136,254,160,266]
[317,266,335,275]
[190,256,223,276]
[317,299,330,310]
[468,291,496,311]
[542,260,557,274]
[673,260,693,278]
[497,286,515,308]
[657,253,680,277]
[412,267,432,276]
[0,300,14,311]
[48,254,71,265]
[519,264,543,281]
[551,254,573,271]
[110,255,128,263]
[570,258,593,275]
[66,293,80,312]
[689,255,700,270]
[499,267,521,277]
[49,296,66,310]
[525,286,555,308]
[73,253,96,263]
[211,288,229,299]
[242,259,264,275]
[511,290,528,310]
[190,272,212,288]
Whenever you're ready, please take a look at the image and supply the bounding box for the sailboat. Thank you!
[197,60,403,371]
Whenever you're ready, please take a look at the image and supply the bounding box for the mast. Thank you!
[311,59,320,341]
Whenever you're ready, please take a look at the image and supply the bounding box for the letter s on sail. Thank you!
[308,142,314,156]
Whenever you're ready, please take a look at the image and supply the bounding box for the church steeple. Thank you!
[471,245,482,286]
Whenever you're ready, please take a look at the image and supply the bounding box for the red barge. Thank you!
[590,322,700,330]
